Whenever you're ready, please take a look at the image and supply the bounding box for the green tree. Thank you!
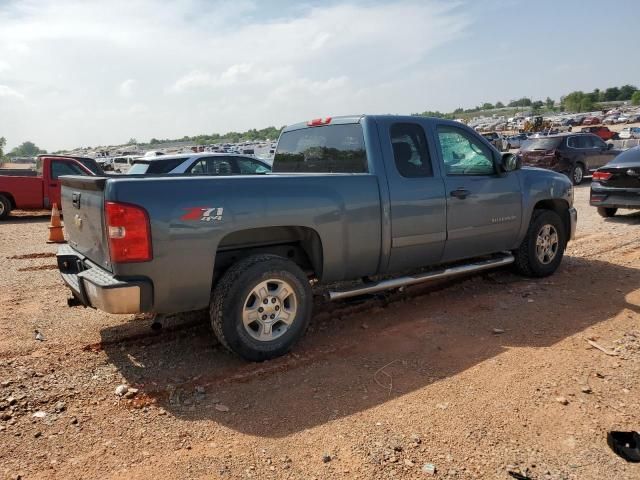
[127,138,138,145]
[481,102,494,110]
[562,91,593,112]
[0,137,6,158]
[603,87,620,102]
[8,141,46,158]
[631,91,640,106]
[495,101,504,109]
[618,84,638,101]
[545,97,554,110]
[531,100,544,113]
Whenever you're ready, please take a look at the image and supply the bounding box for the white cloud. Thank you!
[0,85,24,99]
[0,0,470,150]
[118,79,136,97]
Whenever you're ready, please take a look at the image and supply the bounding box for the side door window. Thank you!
[436,126,495,175]
[188,157,234,175]
[235,158,270,174]
[51,161,86,179]
[589,136,606,149]
[390,123,433,177]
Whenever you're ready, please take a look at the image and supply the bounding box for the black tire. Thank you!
[597,207,617,218]
[210,254,312,361]
[569,163,585,185]
[0,195,11,220]
[513,209,566,278]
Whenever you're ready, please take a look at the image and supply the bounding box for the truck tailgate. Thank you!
[60,176,112,271]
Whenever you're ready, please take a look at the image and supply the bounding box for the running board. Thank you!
[327,253,514,301]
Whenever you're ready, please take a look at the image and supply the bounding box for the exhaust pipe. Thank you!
[327,253,514,301]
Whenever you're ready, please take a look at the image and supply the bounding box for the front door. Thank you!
[434,124,522,262]
[380,120,447,272]
[587,135,614,169]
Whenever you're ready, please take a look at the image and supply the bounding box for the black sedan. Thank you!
[590,146,640,217]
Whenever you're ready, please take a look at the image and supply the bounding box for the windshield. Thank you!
[75,158,102,175]
[521,137,563,151]
[273,123,367,173]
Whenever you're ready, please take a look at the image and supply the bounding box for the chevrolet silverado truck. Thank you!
[0,155,99,219]
[57,115,577,361]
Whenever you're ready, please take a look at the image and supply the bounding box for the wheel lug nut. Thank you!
[263,299,268,304]
[262,315,267,320]
[258,307,264,313]
[271,298,276,303]
[270,314,275,319]
[275,306,280,311]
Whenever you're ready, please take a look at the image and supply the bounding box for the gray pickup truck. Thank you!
[57,115,576,361]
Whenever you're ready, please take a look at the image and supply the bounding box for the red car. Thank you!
[0,156,96,219]
[582,116,601,125]
[580,126,617,141]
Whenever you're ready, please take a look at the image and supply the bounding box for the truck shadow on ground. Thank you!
[100,255,640,438]
[603,210,640,225]
[1,213,51,224]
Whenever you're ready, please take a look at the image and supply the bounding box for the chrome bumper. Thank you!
[57,245,151,314]
[568,207,577,241]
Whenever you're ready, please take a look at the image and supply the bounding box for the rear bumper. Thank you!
[57,245,152,314]
[568,207,577,241]
[590,184,640,209]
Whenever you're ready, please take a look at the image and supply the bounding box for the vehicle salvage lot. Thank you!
[0,187,639,480]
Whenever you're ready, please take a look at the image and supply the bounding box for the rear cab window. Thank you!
[273,123,367,173]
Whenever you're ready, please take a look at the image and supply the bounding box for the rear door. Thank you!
[377,118,447,272]
[434,123,522,262]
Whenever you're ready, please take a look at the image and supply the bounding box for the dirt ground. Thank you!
[0,184,639,480]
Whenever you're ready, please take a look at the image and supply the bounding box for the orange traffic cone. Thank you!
[47,203,66,243]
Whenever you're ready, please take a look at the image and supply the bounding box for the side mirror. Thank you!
[500,153,521,172]
[607,143,613,150]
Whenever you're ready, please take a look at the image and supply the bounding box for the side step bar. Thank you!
[327,253,514,301]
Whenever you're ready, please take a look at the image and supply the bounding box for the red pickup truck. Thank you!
[0,155,100,219]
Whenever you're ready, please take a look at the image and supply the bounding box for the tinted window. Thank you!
[390,123,433,177]
[189,157,234,175]
[236,158,270,174]
[75,158,102,175]
[521,137,563,151]
[437,126,495,175]
[51,161,86,179]
[568,136,590,148]
[273,124,367,173]
[146,158,185,174]
[588,136,606,149]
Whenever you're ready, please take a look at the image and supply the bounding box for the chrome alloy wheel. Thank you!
[242,279,297,341]
[535,224,559,265]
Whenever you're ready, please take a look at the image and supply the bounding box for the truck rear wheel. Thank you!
[210,254,312,361]
[513,209,566,277]
[0,195,11,220]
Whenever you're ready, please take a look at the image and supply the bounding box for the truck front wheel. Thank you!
[210,254,313,361]
[0,195,11,220]
[513,209,566,277]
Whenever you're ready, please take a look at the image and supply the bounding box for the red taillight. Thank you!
[105,201,152,263]
[593,171,612,181]
[307,117,332,126]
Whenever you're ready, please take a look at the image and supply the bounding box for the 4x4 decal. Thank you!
[181,207,224,222]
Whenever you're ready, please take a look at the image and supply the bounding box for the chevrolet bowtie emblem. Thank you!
[627,169,639,177]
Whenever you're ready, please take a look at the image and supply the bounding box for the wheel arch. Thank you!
[532,198,571,242]
[212,225,323,288]
[0,192,16,209]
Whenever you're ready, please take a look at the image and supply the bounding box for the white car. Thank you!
[618,127,640,139]
[127,153,272,175]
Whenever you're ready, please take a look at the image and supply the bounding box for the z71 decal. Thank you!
[181,207,224,222]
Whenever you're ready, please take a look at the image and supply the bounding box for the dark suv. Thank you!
[518,133,619,185]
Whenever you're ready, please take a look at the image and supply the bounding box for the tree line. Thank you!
[414,84,640,119]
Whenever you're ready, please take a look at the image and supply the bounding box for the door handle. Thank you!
[450,188,470,199]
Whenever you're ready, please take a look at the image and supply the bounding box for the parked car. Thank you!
[504,133,529,149]
[517,133,620,185]
[0,156,95,219]
[126,153,271,175]
[56,114,576,361]
[602,116,619,125]
[582,116,601,126]
[590,147,640,217]
[580,126,618,141]
[618,127,640,139]
[481,132,505,151]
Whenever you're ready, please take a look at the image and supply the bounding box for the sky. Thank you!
[0,0,638,151]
